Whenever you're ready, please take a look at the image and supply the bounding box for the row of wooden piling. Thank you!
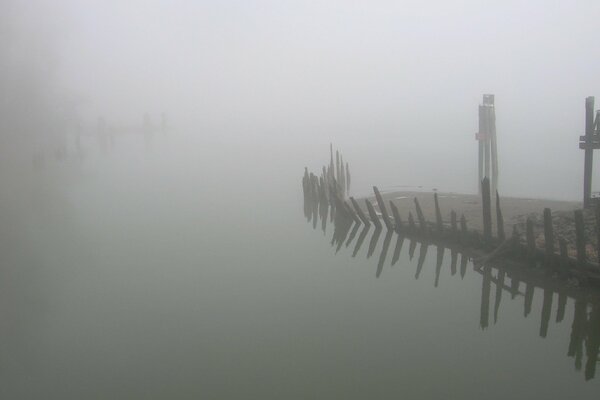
[304,158,600,284]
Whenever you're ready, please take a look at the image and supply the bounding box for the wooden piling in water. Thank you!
[373,186,393,230]
[496,191,505,241]
[344,201,361,225]
[559,237,568,267]
[414,198,427,232]
[543,208,555,258]
[350,197,370,226]
[583,97,595,208]
[460,214,467,245]
[434,193,443,233]
[574,210,586,264]
[408,212,416,232]
[481,178,492,243]
[526,218,536,258]
[596,203,600,263]
[365,199,383,230]
[451,210,458,240]
[389,201,404,234]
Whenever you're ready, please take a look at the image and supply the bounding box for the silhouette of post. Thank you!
[477,94,498,195]
[582,97,595,207]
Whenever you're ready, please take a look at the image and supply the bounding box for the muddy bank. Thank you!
[361,190,598,261]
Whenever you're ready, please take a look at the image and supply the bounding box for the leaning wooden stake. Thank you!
[574,210,586,264]
[344,201,361,224]
[350,197,370,226]
[365,199,383,230]
[434,193,443,233]
[496,191,505,241]
[481,177,492,243]
[414,198,427,232]
[389,201,404,234]
[373,186,393,230]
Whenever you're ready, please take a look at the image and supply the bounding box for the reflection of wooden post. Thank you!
[481,178,492,243]
[480,266,492,329]
[583,97,595,207]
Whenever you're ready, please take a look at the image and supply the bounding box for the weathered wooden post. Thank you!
[389,201,404,234]
[414,198,427,232]
[408,212,416,232]
[496,192,505,241]
[345,162,351,195]
[481,178,492,243]
[596,203,600,263]
[373,186,393,230]
[450,210,458,240]
[477,94,498,195]
[434,193,443,233]
[365,200,383,230]
[559,237,568,267]
[526,218,536,259]
[460,214,468,245]
[350,197,370,226]
[582,97,595,208]
[574,210,586,264]
[543,208,555,260]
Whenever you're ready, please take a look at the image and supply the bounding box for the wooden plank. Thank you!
[373,186,393,230]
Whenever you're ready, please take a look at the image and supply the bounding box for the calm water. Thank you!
[2,134,599,399]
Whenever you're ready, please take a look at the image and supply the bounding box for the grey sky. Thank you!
[4,0,600,199]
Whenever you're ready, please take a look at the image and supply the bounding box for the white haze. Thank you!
[3,0,600,199]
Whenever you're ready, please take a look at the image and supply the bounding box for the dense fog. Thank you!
[2,2,600,398]
[2,0,600,199]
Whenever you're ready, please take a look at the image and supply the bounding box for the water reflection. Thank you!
[302,194,600,381]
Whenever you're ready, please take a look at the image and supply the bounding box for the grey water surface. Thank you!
[2,135,599,399]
